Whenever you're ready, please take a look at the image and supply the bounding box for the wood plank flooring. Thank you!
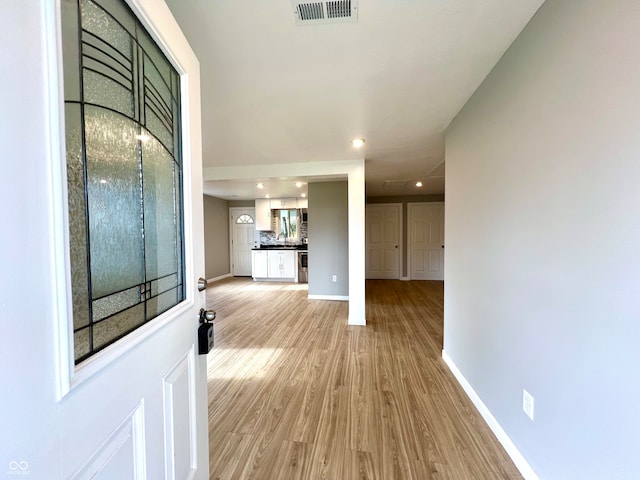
[205,278,521,480]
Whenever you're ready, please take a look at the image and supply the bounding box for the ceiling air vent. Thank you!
[291,0,358,25]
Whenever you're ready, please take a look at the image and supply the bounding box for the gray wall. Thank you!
[367,194,445,277]
[444,1,640,478]
[308,182,349,297]
[203,195,230,279]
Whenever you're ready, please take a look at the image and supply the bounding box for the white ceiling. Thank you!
[164,0,545,200]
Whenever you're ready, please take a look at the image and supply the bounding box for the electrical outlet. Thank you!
[522,389,535,421]
[332,275,337,282]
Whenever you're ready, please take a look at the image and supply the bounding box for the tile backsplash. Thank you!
[259,221,308,245]
[259,231,277,245]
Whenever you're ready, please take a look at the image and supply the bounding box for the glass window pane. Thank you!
[139,29,171,84]
[91,0,136,36]
[81,0,131,57]
[146,288,178,321]
[85,106,144,298]
[151,274,178,297]
[145,108,173,153]
[92,286,140,322]
[93,304,145,350]
[142,132,178,280]
[83,69,134,117]
[74,328,91,362]
[65,103,91,330]
[62,0,81,102]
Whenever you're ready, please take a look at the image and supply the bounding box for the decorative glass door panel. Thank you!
[62,0,184,363]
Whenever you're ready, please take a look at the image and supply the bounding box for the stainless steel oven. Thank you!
[297,251,308,283]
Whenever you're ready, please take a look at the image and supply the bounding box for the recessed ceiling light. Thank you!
[352,138,365,148]
[301,193,307,198]
[295,181,303,188]
[257,183,264,189]
[416,181,423,187]
[265,194,270,199]
[100,179,107,184]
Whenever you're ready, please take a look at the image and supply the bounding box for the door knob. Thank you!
[197,277,207,292]
[199,308,216,323]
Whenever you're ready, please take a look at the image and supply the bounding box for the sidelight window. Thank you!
[62,0,185,364]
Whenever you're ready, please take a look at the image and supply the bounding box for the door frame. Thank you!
[229,206,257,276]
[365,203,403,279]
[407,201,445,281]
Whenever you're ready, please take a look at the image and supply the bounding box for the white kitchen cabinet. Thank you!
[267,250,296,278]
[252,249,296,280]
[251,250,268,278]
[280,251,296,278]
[254,198,272,231]
[270,197,297,209]
[297,197,308,209]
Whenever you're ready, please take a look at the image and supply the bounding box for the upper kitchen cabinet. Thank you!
[270,198,297,209]
[297,198,308,209]
[255,198,271,230]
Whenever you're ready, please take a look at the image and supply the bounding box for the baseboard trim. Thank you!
[441,350,539,480]
[307,294,349,301]
[400,276,410,281]
[207,273,232,283]
[347,316,366,326]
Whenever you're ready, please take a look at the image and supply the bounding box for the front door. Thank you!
[230,208,256,276]
[408,202,445,280]
[0,2,209,479]
[366,204,401,279]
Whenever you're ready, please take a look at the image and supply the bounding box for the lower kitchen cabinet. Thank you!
[251,250,269,278]
[268,250,295,278]
[252,250,296,280]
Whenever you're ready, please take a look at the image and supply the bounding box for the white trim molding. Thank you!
[308,294,349,301]
[442,350,540,480]
[207,274,232,284]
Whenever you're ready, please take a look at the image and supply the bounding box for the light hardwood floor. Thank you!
[205,278,521,480]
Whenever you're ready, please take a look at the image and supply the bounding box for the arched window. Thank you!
[236,214,254,224]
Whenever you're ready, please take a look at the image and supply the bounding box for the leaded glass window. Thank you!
[62,0,185,364]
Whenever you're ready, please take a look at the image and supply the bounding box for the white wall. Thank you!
[444,0,640,478]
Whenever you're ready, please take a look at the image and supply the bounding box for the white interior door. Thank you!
[0,2,209,479]
[230,208,256,276]
[366,204,401,279]
[408,202,445,280]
